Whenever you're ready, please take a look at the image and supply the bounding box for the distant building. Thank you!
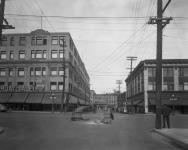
[125,59,188,114]
[94,93,118,110]
[0,29,90,111]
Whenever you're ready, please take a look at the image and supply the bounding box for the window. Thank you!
[19,50,25,59]
[43,50,47,58]
[51,36,58,45]
[42,67,46,76]
[148,67,156,77]
[10,37,14,46]
[0,68,6,76]
[59,36,65,45]
[9,51,14,60]
[43,37,47,45]
[179,67,188,77]
[36,36,43,45]
[59,67,64,76]
[19,37,26,46]
[36,50,42,58]
[59,50,64,58]
[50,67,57,76]
[184,82,188,90]
[18,68,24,76]
[58,82,63,90]
[35,67,41,76]
[50,82,57,90]
[9,68,13,76]
[163,82,174,91]
[31,50,35,58]
[0,51,7,59]
[51,50,58,58]
[163,67,174,77]
[30,67,34,76]
[31,37,36,45]
[0,82,5,85]
[1,36,7,46]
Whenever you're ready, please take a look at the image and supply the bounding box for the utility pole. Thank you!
[126,56,137,73]
[60,38,66,112]
[126,56,137,114]
[0,0,15,44]
[148,0,172,129]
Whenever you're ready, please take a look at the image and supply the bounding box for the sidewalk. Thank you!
[153,128,188,149]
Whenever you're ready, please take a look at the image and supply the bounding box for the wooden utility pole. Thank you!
[148,0,172,129]
[0,0,15,44]
[126,56,137,114]
[126,56,137,73]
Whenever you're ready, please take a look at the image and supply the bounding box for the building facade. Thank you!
[0,29,90,111]
[125,59,188,114]
[94,93,118,110]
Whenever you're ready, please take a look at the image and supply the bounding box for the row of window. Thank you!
[148,67,188,77]
[0,50,64,60]
[0,82,64,91]
[1,36,66,46]
[0,67,64,77]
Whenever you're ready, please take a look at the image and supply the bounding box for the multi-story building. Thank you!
[94,93,118,110]
[125,59,188,114]
[0,29,90,111]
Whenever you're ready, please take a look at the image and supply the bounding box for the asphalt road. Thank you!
[0,111,187,150]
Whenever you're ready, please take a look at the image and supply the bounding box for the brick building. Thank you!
[0,29,90,111]
[125,59,188,114]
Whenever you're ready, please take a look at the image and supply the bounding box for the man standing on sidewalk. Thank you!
[161,104,171,128]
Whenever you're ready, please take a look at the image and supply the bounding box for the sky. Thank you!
[3,0,188,94]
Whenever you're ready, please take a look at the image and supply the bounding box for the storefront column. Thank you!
[144,67,148,113]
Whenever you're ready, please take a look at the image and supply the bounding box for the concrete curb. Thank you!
[152,129,188,149]
[0,126,4,134]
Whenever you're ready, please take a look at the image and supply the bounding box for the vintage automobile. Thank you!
[0,104,8,112]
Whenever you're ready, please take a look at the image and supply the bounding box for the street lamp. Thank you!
[50,93,56,113]
[170,94,177,115]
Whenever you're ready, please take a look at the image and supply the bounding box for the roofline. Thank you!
[125,59,188,82]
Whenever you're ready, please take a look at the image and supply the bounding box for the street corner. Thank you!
[152,128,188,149]
[0,126,5,134]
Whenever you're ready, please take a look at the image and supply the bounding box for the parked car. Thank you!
[0,104,8,112]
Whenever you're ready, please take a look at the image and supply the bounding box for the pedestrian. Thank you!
[110,108,114,120]
[161,104,171,128]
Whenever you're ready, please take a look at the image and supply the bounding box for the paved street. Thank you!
[0,111,188,150]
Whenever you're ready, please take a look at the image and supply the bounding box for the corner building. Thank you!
[125,59,188,114]
[0,29,90,111]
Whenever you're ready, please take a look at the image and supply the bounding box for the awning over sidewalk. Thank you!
[0,93,11,103]
[8,93,28,103]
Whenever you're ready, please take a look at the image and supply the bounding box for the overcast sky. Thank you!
[3,0,188,94]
